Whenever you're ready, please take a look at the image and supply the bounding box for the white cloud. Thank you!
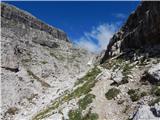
[114,13,126,19]
[74,23,118,53]
[75,37,99,52]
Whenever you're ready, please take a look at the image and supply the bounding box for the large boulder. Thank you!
[132,105,160,120]
[111,70,123,84]
[96,69,111,81]
[147,63,160,82]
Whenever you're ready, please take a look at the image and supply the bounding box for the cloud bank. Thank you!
[74,23,118,53]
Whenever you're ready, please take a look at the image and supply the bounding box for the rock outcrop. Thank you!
[1,2,95,120]
[145,63,160,83]
[2,1,160,120]
[132,105,160,120]
[99,2,160,120]
[101,1,160,63]
[1,2,69,41]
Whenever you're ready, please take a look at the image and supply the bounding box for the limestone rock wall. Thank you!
[101,1,160,63]
[1,2,69,41]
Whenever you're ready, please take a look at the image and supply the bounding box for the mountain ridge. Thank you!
[1,1,160,120]
[1,2,69,42]
[1,2,96,120]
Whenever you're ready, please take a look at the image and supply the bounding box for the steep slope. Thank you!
[101,1,160,63]
[98,1,160,120]
[1,2,95,120]
[2,1,160,120]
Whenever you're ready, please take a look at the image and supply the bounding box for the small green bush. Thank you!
[68,109,98,120]
[78,94,95,110]
[68,109,82,120]
[130,93,140,102]
[120,78,129,85]
[140,91,147,97]
[75,67,101,86]
[105,88,120,100]
[128,89,136,95]
[82,110,98,120]
[127,89,146,102]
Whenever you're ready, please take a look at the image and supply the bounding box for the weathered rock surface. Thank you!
[96,68,111,81]
[111,70,123,84]
[99,1,160,120]
[1,2,95,120]
[101,1,160,63]
[147,63,160,82]
[132,105,158,120]
[1,2,68,41]
[132,104,160,120]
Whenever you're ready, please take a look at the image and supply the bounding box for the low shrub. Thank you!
[78,94,95,110]
[105,88,120,100]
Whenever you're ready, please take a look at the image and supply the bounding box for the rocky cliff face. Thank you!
[1,3,68,41]
[101,1,160,63]
[2,2,160,120]
[98,2,160,120]
[1,2,95,120]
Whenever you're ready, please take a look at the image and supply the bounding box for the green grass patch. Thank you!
[75,67,101,86]
[68,109,98,120]
[105,88,120,100]
[121,64,134,85]
[78,94,95,110]
[32,67,101,120]
[128,89,140,102]
[68,109,82,120]
[140,91,147,97]
[102,58,124,70]
[82,110,98,120]
[127,89,147,102]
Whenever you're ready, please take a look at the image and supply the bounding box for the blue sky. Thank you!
[5,1,140,52]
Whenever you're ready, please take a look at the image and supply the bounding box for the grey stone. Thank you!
[111,70,123,84]
[101,1,160,63]
[1,2,95,120]
[1,2,69,42]
[132,105,159,120]
[147,63,160,82]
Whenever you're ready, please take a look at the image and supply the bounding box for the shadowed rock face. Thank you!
[1,2,69,42]
[101,1,160,63]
